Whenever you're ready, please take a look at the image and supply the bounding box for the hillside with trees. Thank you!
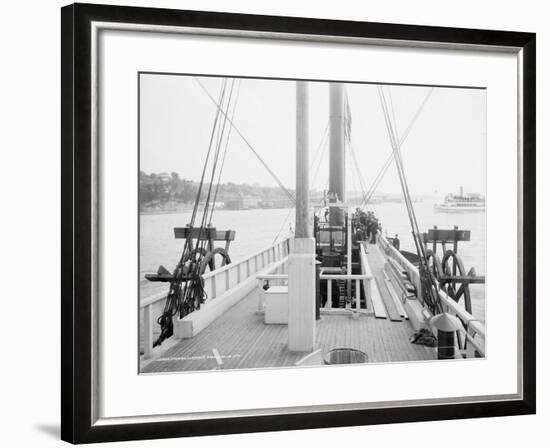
[139,171,296,213]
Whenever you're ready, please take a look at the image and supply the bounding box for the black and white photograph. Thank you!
[0,0,543,445]
[139,74,487,373]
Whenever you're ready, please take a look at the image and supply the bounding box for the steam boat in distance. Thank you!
[435,187,485,212]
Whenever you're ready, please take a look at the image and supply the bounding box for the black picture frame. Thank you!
[61,2,536,444]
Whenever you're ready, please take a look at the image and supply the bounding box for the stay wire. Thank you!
[272,123,330,244]
[179,79,228,265]
[380,87,441,313]
[209,80,242,225]
[181,79,237,317]
[377,87,422,255]
[195,79,236,258]
[361,87,434,208]
[202,78,236,226]
[195,78,296,205]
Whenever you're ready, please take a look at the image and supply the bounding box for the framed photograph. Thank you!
[61,2,536,444]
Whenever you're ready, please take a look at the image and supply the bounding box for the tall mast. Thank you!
[295,82,310,238]
[288,81,316,352]
[329,83,345,226]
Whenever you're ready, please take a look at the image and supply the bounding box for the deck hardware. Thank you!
[431,313,463,359]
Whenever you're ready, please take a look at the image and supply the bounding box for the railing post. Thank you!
[355,279,360,310]
[327,279,332,309]
[211,276,217,299]
[366,278,372,309]
[143,304,153,359]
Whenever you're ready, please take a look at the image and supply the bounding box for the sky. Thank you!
[139,73,486,197]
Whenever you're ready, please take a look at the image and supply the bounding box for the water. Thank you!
[140,208,295,298]
[140,201,486,321]
[370,200,486,321]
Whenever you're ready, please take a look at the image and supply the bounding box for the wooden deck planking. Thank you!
[142,290,435,373]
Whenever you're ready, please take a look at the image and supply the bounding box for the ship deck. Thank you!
[141,243,436,373]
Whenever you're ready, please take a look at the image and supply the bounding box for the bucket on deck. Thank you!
[324,348,368,365]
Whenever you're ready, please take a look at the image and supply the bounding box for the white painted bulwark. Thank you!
[288,237,316,351]
[264,286,289,324]
[172,274,258,339]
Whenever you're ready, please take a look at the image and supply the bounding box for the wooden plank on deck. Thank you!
[366,245,402,322]
[360,243,387,319]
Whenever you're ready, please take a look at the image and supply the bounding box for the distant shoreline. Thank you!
[140,206,293,216]
[140,208,194,216]
[139,197,434,216]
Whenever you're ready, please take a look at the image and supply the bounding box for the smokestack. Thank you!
[329,83,345,226]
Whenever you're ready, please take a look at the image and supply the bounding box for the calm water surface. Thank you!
[140,200,486,321]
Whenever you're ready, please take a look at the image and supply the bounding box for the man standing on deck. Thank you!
[370,218,379,244]
[392,234,400,250]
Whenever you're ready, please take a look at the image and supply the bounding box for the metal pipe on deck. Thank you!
[329,83,345,227]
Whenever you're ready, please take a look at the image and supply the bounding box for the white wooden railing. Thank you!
[140,237,291,359]
[377,233,485,355]
[378,234,421,298]
[319,269,372,311]
[255,262,373,313]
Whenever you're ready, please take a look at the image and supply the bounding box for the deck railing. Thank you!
[255,260,373,313]
[377,233,485,355]
[378,234,421,296]
[319,269,372,311]
[140,237,291,359]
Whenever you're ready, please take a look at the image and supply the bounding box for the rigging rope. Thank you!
[350,143,369,203]
[377,86,442,314]
[272,121,330,244]
[344,92,370,206]
[195,78,296,205]
[310,123,330,190]
[361,87,434,208]
[309,122,329,180]
[154,79,240,346]
[197,80,236,234]
[378,87,424,256]
[181,79,229,263]
[154,80,233,346]
[209,79,242,225]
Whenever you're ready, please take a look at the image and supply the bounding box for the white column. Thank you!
[288,238,316,351]
[288,81,316,352]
